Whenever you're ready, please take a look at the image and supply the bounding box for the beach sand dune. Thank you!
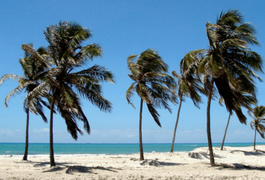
[0,145,265,179]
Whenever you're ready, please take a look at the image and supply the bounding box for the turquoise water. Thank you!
[0,143,263,155]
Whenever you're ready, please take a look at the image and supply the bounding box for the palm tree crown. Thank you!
[126,49,176,125]
[42,21,114,138]
[126,49,176,160]
[199,10,263,122]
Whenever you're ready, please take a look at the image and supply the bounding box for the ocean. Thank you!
[0,143,263,155]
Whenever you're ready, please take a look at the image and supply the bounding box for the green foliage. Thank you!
[0,44,50,121]
[249,106,265,139]
[126,49,176,126]
[186,9,263,124]
[28,21,114,139]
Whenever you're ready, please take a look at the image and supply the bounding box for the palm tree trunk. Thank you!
[139,99,144,160]
[221,113,231,150]
[49,96,56,167]
[207,79,215,166]
[170,98,183,153]
[22,109,30,161]
[254,127,257,150]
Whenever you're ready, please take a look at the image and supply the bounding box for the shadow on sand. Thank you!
[65,166,117,174]
[15,160,74,167]
[32,161,74,167]
[230,149,265,156]
[16,160,118,174]
[217,163,265,171]
[137,159,181,166]
[42,165,118,174]
[188,152,223,160]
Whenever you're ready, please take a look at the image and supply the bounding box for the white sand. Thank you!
[1,145,265,179]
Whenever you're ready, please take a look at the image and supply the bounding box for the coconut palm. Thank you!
[126,49,176,160]
[26,22,114,166]
[185,10,263,166]
[249,106,265,150]
[220,90,257,150]
[0,44,50,160]
[170,55,204,153]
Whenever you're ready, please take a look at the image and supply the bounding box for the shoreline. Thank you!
[0,145,265,179]
[1,142,264,156]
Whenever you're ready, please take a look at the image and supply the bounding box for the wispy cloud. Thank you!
[33,128,49,133]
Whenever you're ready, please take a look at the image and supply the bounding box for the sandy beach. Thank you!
[0,145,265,180]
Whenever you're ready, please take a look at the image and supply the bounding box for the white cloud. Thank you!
[33,128,49,133]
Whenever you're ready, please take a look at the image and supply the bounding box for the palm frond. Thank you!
[126,83,136,108]
[0,74,23,85]
[75,81,112,112]
[21,44,50,69]
[23,81,50,107]
[146,103,161,127]
[80,43,103,59]
[4,85,24,107]
[73,65,114,84]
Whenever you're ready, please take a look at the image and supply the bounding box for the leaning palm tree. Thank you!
[126,49,176,160]
[220,90,257,150]
[249,106,265,150]
[185,10,263,166]
[25,22,114,167]
[0,44,50,160]
[170,55,204,153]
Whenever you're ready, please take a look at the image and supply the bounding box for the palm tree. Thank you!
[25,22,114,167]
[44,22,113,166]
[126,49,176,160]
[170,55,204,153]
[0,44,49,160]
[249,106,265,150]
[185,10,263,166]
[220,90,257,150]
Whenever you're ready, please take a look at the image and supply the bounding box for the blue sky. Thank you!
[0,0,265,144]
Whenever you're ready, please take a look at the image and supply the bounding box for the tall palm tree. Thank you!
[185,10,263,166]
[25,22,114,167]
[249,106,265,150]
[170,54,204,153]
[126,49,176,160]
[0,44,49,160]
